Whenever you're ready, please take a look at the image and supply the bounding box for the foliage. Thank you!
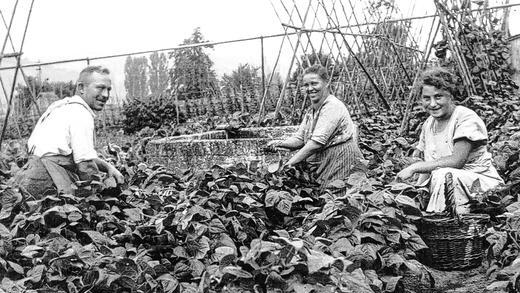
[0,141,434,293]
[2,103,520,292]
[124,56,149,100]
[433,2,519,136]
[14,76,76,114]
[169,27,218,102]
[122,95,185,134]
[484,201,520,293]
[3,77,77,139]
[221,64,261,95]
[148,52,169,96]
[220,63,262,114]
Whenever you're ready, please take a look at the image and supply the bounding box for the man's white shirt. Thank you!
[28,95,98,163]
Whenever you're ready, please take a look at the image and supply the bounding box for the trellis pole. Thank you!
[0,0,35,150]
[322,0,390,110]
[316,0,362,111]
[258,0,299,123]
[399,17,440,135]
[0,9,41,117]
[273,0,313,120]
[435,0,477,95]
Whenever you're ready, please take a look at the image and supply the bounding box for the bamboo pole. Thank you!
[0,9,41,116]
[279,0,312,66]
[435,0,477,95]
[258,0,296,123]
[315,1,360,109]
[325,0,366,112]
[322,0,390,110]
[399,18,440,135]
[273,0,313,120]
[0,0,35,149]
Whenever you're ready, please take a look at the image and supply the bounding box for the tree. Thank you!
[221,63,262,114]
[122,95,185,133]
[148,52,169,96]
[124,56,149,99]
[221,64,261,94]
[169,27,218,108]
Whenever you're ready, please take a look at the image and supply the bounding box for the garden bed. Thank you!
[145,126,298,171]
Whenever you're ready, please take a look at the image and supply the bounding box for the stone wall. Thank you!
[145,126,298,171]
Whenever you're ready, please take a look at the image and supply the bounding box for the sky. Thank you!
[0,0,285,103]
[1,0,520,105]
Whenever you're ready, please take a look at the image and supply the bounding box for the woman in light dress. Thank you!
[397,67,503,214]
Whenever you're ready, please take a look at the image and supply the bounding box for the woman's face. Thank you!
[302,73,328,105]
[421,85,456,120]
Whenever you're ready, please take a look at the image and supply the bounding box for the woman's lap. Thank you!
[425,167,502,213]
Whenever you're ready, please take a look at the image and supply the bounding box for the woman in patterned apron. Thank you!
[268,64,365,192]
[397,67,503,214]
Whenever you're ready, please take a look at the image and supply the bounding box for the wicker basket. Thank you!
[419,172,490,271]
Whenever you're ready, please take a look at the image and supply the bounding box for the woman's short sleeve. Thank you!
[310,101,347,145]
[453,109,488,142]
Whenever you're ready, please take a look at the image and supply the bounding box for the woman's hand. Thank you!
[267,140,283,148]
[396,166,415,181]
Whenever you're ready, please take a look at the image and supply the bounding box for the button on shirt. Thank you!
[27,95,98,164]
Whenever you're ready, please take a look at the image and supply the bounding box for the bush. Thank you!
[122,95,185,134]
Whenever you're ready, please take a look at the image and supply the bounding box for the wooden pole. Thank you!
[399,18,440,135]
[0,10,41,116]
[274,0,313,120]
[0,0,34,149]
[260,36,265,102]
[258,0,297,123]
[322,0,390,110]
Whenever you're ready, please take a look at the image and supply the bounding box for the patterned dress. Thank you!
[293,95,365,192]
[416,105,503,213]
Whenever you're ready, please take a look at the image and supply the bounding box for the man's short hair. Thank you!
[77,66,110,85]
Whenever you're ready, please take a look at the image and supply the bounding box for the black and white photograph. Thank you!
[0,1,520,292]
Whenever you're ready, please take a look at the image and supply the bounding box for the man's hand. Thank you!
[107,165,125,184]
[396,166,415,181]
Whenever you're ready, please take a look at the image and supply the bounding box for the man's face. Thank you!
[79,72,111,111]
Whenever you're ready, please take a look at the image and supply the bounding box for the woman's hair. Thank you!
[303,64,329,82]
[418,67,459,98]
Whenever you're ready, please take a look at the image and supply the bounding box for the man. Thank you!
[10,65,124,198]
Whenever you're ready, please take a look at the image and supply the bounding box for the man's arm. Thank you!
[77,160,99,181]
[93,157,125,183]
[77,158,124,184]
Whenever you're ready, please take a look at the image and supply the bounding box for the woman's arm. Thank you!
[397,139,473,180]
[285,139,323,166]
[267,137,305,151]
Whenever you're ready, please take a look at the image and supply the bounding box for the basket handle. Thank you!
[443,172,460,221]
